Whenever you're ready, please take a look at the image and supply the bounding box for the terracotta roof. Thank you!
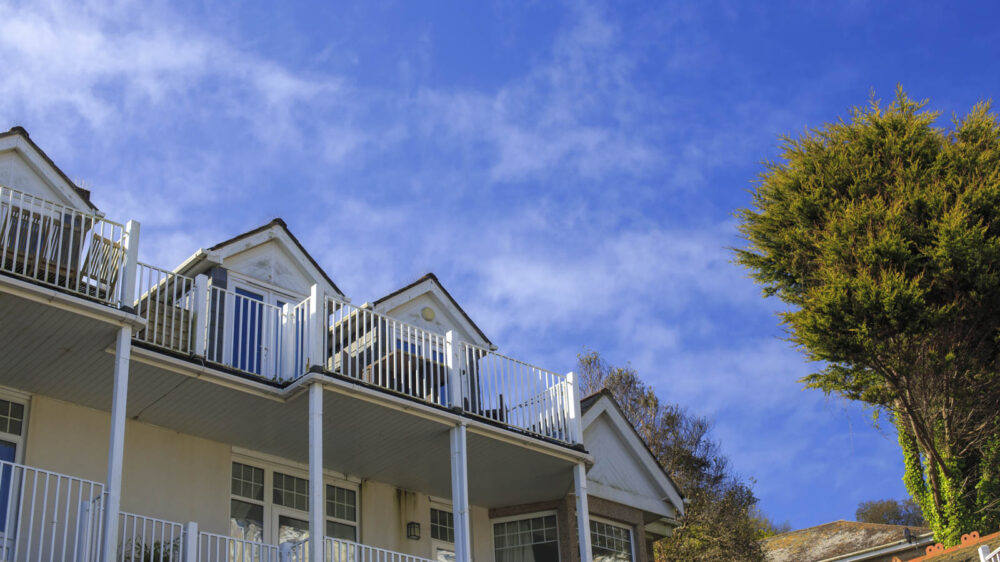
[373,272,491,345]
[763,520,931,562]
[0,126,97,211]
[900,530,1000,562]
[204,218,344,297]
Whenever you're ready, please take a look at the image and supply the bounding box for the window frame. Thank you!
[589,516,635,562]
[0,389,30,465]
[229,451,360,545]
[490,510,560,562]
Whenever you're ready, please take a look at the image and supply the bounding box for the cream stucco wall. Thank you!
[24,395,232,534]
[23,394,501,559]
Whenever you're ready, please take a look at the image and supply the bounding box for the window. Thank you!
[273,472,309,511]
[0,397,26,534]
[326,485,357,540]
[591,520,634,562]
[229,460,359,546]
[493,514,559,562]
[431,508,454,543]
[230,462,265,542]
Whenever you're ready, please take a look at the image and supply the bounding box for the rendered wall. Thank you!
[23,395,232,534]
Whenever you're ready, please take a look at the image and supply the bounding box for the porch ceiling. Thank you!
[0,289,578,510]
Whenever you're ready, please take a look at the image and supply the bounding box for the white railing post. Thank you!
[280,542,293,562]
[183,521,198,562]
[450,422,471,562]
[574,462,593,562]
[74,500,92,562]
[192,274,209,357]
[308,382,324,562]
[102,324,132,562]
[281,302,295,380]
[446,331,462,411]
[308,285,324,370]
[980,545,990,562]
[566,371,584,444]
[118,220,140,309]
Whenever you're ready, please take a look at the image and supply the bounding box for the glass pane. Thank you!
[231,462,264,501]
[230,499,264,542]
[494,515,559,562]
[274,472,309,511]
[591,520,633,562]
[326,520,356,541]
[232,288,265,374]
[326,485,356,522]
[0,440,16,532]
[279,515,310,545]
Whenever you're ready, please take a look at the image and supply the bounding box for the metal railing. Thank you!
[0,459,105,562]
[981,544,1000,562]
[205,286,286,379]
[461,343,574,443]
[133,263,197,355]
[199,531,280,562]
[0,185,131,306]
[325,537,435,562]
[117,511,184,562]
[325,297,451,408]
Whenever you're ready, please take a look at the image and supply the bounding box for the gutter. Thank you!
[818,531,935,562]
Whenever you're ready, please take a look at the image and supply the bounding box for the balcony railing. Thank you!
[1,185,582,447]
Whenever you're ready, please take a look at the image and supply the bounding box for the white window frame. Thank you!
[0,388,30,465]
[429,500,455,560]
[229,451,360,546]
[590,515,635,562]
[490,510,560,562]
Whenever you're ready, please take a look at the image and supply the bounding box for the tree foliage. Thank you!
[736,87,1000,545]
[856,498,927,527]
[578,351,771,561]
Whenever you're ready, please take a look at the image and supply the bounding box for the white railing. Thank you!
[133,263,197,355]
[461,343,574,443]
[284,539,308,562]
[0,185,132,306]
[117,511,184,562]
[326,298,450,408]
[205,286,286,380]
[0,459,105,562]
[325,537,435,562]
[981,544,1000,562]
[289,298,316,380]
[199,531,280,562]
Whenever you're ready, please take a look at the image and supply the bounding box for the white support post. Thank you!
[574,462,593,562]
[307,285,324,370]
[281,302,295,381]
[118,220,140,309]
[102,324,132,562]
[183,521,198,562]
[308,382,324,562]
[446,331,462,411]
[566,371,584,444]
[192,274,209,357]
[450,423,472,562]
[280,543,293,562]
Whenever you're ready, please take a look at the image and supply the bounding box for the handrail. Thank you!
[133,262,196,355]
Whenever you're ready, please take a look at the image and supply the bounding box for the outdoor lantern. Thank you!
[407,521,420,540]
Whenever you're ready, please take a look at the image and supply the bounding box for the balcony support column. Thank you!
[574,462,593,562]
[308,381,324,562]
[450,422,472,562]
[102,324,132,562]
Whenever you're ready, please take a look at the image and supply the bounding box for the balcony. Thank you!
[0,184,581,449]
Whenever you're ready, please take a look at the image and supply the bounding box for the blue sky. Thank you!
[2,0,999,530]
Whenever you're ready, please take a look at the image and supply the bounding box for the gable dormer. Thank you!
[371,273,492,349]
[581,391,685,523]
[175,219,344,301]
[0,127,97,212]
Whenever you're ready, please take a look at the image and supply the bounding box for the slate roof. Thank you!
[763,520,931,562]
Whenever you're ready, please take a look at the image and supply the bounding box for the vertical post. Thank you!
[308,382,324,562]
[566,371,584,444]
[118,220,140,309]
[307,285,324,370]
[280,543,293,562]
[450,423,472,562]
[193,274,209,357]
[102,324,133,562]
[74,500,91,562]
[281,303,295,381]
[183,521,198,562]
[445,331,462,411]
[574,462,593,562]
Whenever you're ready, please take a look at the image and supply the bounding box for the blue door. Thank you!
[232,288,265,374]
[0,440,16,532]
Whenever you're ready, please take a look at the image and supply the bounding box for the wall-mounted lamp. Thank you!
[407,521,421,540]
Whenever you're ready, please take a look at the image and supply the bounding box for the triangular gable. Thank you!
[0,127,97,212]
[372,273,491,347]
[582,392,685,520]
[176,219,344,299]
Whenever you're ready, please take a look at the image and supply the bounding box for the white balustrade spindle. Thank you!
[326,537,435,562]
[199,531,281,562]
[133,263,197,354]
